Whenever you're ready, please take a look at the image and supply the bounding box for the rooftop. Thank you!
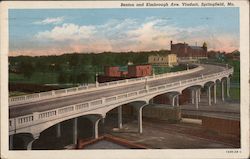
[77,135,147,149]
[189,46,204,50]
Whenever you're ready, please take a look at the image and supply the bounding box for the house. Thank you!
[148,53,178,67]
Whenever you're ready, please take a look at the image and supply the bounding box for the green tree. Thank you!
[69,53,80,68]
[58,71,68,84]
[19,61,34,79]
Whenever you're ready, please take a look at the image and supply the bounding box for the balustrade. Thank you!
[9,65,203,105]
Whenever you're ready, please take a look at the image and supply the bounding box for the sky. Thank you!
[9,8,239,56]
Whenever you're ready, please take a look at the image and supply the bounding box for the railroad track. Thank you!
[141,119,240,148]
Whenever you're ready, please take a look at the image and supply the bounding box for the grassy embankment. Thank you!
[9,72,58,84]
[212,59,240,101]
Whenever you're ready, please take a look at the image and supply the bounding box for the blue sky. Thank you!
[9,8,239,56]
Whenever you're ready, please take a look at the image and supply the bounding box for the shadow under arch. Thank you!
[148,91,181,105]
[32,114,103,150]
[10,133,33,150]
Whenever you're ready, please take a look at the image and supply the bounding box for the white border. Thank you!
[1,1,249,159]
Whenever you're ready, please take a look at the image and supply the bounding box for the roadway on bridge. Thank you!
[9,64,226,118]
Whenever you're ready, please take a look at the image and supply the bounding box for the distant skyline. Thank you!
[9,8,239,56]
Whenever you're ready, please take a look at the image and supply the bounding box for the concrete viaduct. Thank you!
[8,63,233,150]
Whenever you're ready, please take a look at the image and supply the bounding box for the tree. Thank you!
[35,61,47,73]
[58,71,68,84]
[19,61,34,79]
[68,53,80,68]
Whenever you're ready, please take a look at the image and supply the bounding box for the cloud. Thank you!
[125,18,207,51]
[206,34,239,52]
[36,23,96,41]
[10,17,239,56]
[34,17,64,25]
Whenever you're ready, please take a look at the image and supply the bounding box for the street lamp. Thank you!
[145,76,149,90]
[152,67,155,77]
[187,64,189,70]
[96,73,99,87]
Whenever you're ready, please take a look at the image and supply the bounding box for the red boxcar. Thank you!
[128,64,152,78]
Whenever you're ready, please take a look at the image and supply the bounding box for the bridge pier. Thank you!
[118,106,123,129]
[221,80,225,102]
[227,77,230,97]
[175,95,179,107]
[195,89,199,109]
[87,115,104,139]
[190,87,200,109]
[137,104,148,134]
[93,118,102,139]
[198,89,201,102]
[191,90,195,104]
[9,135,13,150]
[207,85,212,106]
[214,83,217,104]
[168,93,180,107]
[73,118,78,145]
[56,123,61,138]
[27,134,40,150]
[171,95,175,107]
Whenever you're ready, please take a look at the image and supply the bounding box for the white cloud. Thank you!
[34,17,64,25]
[36,23,96,41]
[125,19,207,51]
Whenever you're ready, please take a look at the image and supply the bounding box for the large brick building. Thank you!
[171,41,207,58]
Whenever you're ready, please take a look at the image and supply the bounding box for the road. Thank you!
[181,100,240,120]
[9,64,226,118]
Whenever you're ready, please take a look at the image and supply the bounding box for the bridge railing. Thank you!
[9,65,203,106]
[9,67,233,132]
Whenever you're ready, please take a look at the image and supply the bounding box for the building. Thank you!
[148,54,178,67]
[171,41,207,59]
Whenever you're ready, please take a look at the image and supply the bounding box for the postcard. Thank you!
[0,1,249,159]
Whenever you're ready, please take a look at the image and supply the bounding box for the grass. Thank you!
[227,60,240,83]
[229,87,240,100]
[153,65,186,75]
[9,72,58,84]
[216,85,240,101]
[9,91,28,97]
[153,66,171,75]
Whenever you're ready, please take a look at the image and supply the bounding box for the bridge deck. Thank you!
[9,64,226,118]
